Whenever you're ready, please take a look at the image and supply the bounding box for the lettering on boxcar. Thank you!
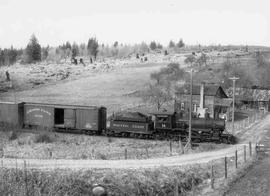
[131,125,145,129]
[113,123,128,128]
[27,108,52,116]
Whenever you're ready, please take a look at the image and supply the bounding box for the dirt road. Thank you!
[2,143,246,170]
[2,114,270,170]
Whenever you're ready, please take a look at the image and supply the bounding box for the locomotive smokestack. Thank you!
[200,82,205,108]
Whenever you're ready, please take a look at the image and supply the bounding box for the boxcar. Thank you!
[24,103,106,133]
[0,102,24,127]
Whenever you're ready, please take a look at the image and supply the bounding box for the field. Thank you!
[0,50,255,115]
[0,130,228,160]
[0,62,168,115]
[0,163,211,196]
[0,49,269,195]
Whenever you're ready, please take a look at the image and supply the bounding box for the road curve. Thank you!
[2,114,269,170]
[2,144,246,170]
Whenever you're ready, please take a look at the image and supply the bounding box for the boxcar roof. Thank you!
[24,102,105,110]
[0,101,23,105]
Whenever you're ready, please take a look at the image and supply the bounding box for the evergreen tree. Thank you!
[71,42,79,58]
[25,34,41,63]
[0,49,4,66]
[169,40,175,48]
[113,41,118,48]
[157,43,163,49]
[65,41,72,50]
[87,37,99,60]
[176,39,185,48]
[149,41,157,50]
[8,46,17,65]
[41,45,49,61]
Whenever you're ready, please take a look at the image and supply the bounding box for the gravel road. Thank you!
[1,114,269,170]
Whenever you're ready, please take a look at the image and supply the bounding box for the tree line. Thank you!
[0,34,186,66]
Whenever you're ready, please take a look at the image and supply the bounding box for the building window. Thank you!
[193,104,197,112]
[181,103,185,110]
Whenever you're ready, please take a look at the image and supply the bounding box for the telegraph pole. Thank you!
[185,68,193,149]
[229,76,239,134]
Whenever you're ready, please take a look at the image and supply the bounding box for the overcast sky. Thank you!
[0,0,269,48]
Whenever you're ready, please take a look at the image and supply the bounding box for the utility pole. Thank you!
[229,76,239,134]
[185,68,193,149]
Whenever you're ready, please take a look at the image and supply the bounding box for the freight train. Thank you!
[0,101,235,144]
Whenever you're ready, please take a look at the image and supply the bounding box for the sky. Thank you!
[0,0,269,48]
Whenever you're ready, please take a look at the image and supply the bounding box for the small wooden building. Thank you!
[226,87,270,111]
[175,84,232,119]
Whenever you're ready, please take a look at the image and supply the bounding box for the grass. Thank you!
[34,133,54,143]
[8,131,18,141]
[0,130,228,160]
[0,164,209,196]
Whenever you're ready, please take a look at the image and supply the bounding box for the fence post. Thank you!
[125,148,128,160]
[145,147,149,158]
[255,143,258,155]
[235,150,238,169]
[92,149,95,159]
[23,160,29,196]
[174,178,179,196]
[1,158,3,168]
[224,156,227,179]
[248,117,250,126]
[249,142,252,157]
[211,163,214,189]
[244,145,246,162]
[179,137,184,154]
[170,141,173,156]
[15,158,18,175]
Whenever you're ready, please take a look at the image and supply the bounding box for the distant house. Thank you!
[226,87,270,111]
[175,83,232,119]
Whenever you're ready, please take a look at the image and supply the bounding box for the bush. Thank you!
[96,152,108,160]
[8,131,18,141]
[34,133,54,143]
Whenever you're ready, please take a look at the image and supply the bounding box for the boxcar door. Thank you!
[64,109,76,128]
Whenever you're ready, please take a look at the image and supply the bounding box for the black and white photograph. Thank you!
[0,0,270,195]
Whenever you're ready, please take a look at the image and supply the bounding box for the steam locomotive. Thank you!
[0,102,235,144]
[109,111,235,144]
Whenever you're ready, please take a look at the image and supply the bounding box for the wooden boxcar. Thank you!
[0,102,24,127]
[24,103,106,133]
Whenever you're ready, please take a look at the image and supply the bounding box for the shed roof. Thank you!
[176,85,227,97]
[227,87,270,102]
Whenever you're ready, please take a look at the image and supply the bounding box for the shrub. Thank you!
[8,131,18,141]
[81,154,88,159]
[96,152,108,160]
[107,137,113,143]
[34,133,54,143]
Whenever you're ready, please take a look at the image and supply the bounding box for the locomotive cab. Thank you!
[152,112,175,131]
